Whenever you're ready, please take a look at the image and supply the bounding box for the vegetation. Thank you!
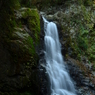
[59,1,95,68]
[78,0,93,5]
[0,0,20,37]
[0,0,41,94]
[0,0,95,94]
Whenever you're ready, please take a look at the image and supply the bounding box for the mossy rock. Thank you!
[17,8,40,43]
[0,7,40,93]
[13,27,36,56]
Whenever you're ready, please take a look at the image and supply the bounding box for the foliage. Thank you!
[0,0,20,38]
[84,0,93,6]
[61,3,95,63]
[71,5,95,64]
[26,36,36,56]
[87,30,95,63]
[78,0,93,6]
[12,7,40,66]
[0,0,40,92]
[21,8,40,43]
[77,36,88,51]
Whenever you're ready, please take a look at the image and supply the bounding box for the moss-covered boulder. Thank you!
[16,7,40,42]
[0,7,41,94]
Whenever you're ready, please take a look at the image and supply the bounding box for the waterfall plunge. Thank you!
[43,17,76,95]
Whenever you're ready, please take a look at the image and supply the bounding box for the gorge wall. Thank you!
[0,0,95,95]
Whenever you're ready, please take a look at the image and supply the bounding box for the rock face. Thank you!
[0,0,95,95]
[66,57,95,95]
[0,7,41,94]
[39,1,95,94]
[40,2,95,63]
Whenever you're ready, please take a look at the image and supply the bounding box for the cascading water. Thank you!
[43,17,76,95]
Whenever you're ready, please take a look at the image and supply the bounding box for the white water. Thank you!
[43,17,76,95]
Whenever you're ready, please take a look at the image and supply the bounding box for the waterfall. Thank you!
[43,17,76,95]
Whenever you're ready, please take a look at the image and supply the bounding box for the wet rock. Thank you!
[39,1,95,94]
[46,15,54,21]
[66,57,95,95]
[0,7,41,94]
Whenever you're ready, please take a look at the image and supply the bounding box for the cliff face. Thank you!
[40,0,95,94]
[0,0,95,95]
[0,1,41,94]
[40,0,95,61]
[40,0,95,68]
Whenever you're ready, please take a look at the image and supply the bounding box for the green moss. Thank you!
[12,28,38,66]
[0,1,40,94]
[26,37,38,65]
[78,0,93,6]
[87,42,95,62]
[26,36,35,55]
[84,0,93,6]
[0,0,20,36]
[21,8,37,18]
[65,5,94,61]
[10,8,40,68]
[21,8,40,43]
[77,36,88,50]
